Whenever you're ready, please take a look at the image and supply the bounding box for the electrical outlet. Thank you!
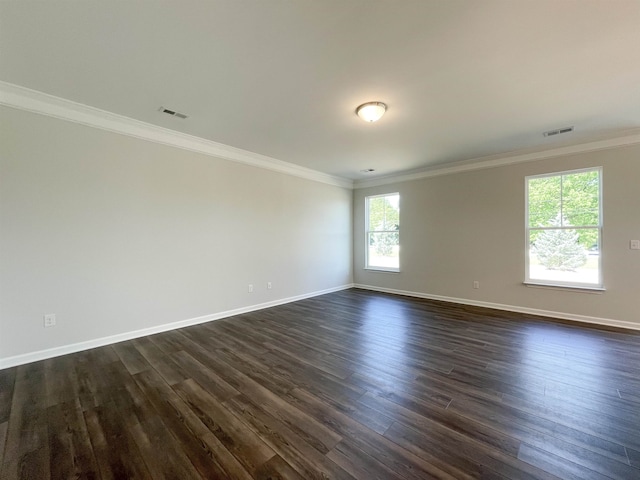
[248,284,253,293]
[473,281,480,289]
[267,282,272,290]
[44,314,56,327]
[630,240,640,250]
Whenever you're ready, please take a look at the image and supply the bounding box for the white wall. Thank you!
[3,103,638,367]
[0,106,353,362]
[354,144,640,329]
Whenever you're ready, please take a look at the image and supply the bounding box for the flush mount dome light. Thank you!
[356,102,387,122]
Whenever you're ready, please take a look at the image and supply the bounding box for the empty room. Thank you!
[1,1,640,479]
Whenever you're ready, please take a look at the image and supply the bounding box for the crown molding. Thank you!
[6,80,640,192]
[0,81,353,189]
[354,128,640,189]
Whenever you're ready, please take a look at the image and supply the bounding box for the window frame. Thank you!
[524,167,603,290]
[365,192,400,273]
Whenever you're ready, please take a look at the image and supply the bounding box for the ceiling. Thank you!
[2,0,640,181]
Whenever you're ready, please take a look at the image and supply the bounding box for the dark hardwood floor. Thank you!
[1,288,639,479]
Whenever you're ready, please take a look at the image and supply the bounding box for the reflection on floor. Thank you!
[1,288,639,479]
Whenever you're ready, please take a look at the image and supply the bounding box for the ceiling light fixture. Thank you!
[356,102,387,122]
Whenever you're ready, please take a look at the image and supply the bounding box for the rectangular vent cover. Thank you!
[159,106,188,119]
[544,126,574,137]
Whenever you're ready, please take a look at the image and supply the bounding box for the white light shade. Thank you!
[356,102,387,122]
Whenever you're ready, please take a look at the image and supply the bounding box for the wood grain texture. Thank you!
[1,289,639,479]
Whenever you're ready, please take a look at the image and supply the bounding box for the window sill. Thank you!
[364,267,400,274]
[523,282,605,293]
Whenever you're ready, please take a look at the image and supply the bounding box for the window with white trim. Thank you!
[365,193,400,271]
[525,167,602,289]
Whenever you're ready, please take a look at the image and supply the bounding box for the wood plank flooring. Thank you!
[1,288,639,479]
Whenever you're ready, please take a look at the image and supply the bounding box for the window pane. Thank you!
[368,194,400,231]
[366,193,400,271]
[562,171,599,227]
[529,229,599,285]
[385,194,400,231]
[528,176,561,228]
[368,232,399,269]
[368,196,386,230]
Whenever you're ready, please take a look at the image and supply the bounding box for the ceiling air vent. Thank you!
[543,126,574,137]
[159,106,188,119]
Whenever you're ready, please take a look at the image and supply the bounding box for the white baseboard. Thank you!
[353,284,640,331]
[0,284,354,369]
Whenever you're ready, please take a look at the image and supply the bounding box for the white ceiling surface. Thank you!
[2,1,640,180]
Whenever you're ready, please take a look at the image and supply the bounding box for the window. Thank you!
[525,167,602,289]
[365,193,400,271]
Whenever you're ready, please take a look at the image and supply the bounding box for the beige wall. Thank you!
[3,103,639,364]
[0,107,353,360]
[354,144,640,328]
